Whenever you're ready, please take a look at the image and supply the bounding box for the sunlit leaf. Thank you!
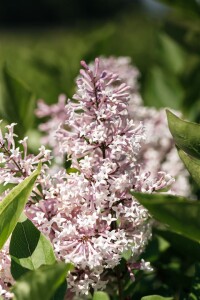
[1,65,35,136]
[141,296,173,300]
[122,248,132,261]
[10,213,56,280]
[12,262,72,300]
[0,164,41,249]
[167,110,200,159]
[131,192,200,243]
[93,291,110,300]
[66,167,80,174]
[178,149,200,187]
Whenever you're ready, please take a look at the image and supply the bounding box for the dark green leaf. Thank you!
[178,149,200,187]
[1,65,35,136]
[167,110,200,159]
[155,228,200,261]
[131,192,200,243]
[0,164,41,249]
[12,262,72,300]
[11,259,30,280]
[51,280,67,300]
[10,213,56,280]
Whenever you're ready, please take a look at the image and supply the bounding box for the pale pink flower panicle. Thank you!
[38,58,173,294]
[0,57,177,297]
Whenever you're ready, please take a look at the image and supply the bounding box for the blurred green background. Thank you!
[0,0,199,118]
[1,1,200,299]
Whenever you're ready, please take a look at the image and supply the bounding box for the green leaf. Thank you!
[10,214,56,280]
[144,67,183,109]
[155,228,200,261]
[178,149,200,187]
[122,248,132,261]
[0,164,41,249]
[12,262,72,300]
[141,296,173,300]
[189,263,200,300]
[51,280,67,300]
[167,110,200,159]
[66,167,80,174]
[1,65,35,136]
[131,192,200,243]
[93,291,110,300]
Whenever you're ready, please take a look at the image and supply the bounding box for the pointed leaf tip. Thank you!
[166,110,200,159]
[178,149,200,187]
[0,165,41,249]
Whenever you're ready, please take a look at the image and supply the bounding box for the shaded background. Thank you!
[0,0,137,25]
[0,1,200,299]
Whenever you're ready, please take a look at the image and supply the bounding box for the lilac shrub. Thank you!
[0,58,178,297]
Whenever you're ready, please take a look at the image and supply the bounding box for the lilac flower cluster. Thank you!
[0,121,51,188]
[37,57,190,197]
[0,57,177,297]
[33,58,173,295]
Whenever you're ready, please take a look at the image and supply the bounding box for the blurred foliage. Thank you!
[142,0,200,121]
[0,12,160,104]
[1,65,35,137]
